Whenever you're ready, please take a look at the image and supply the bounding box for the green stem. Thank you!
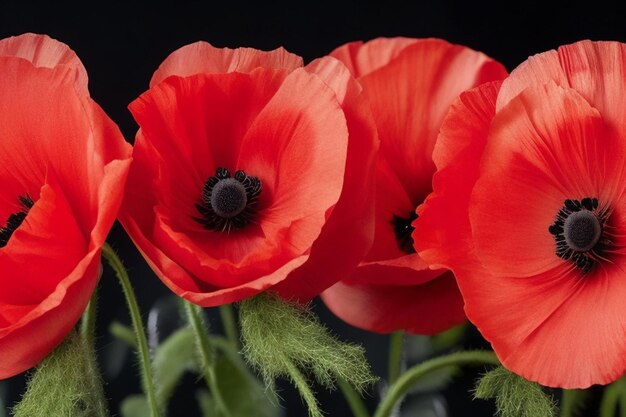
[374,350,500,417]
[284,358,322,417]
[80,285,99,350]
[387,331,404,385]
[560,389,587,417]
[183,301,231,417]
[601,379,626,417]
[219,304,239,349]
[102,243,160,417]
[338,377,370,417]
[620,389,626,417]
[560,390,576,417]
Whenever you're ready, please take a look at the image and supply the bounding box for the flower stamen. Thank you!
[549,197,609,273]
[0,194,34,248]
[194,167,261,232]
[391,211,418,254]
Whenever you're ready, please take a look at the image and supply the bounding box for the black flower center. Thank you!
[210,178,247,218]
[194,167,261,232]
[564,210,602,252]
[548,197,609,273]
[0,194,34,248]
[391,211,418,254]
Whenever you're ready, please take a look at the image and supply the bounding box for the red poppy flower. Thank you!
[0,33,132,378]
[119,42,378,306]
[415,40,626,388]
[320,38,507,334]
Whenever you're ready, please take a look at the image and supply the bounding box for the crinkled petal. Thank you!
[0,33,88,92]
[150,41,303,86]
[328,37,418,78]
[497,41,626,132]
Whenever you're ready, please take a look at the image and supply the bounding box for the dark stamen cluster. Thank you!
[548,197,609,273]
[195,167,261,232]
[0,194,34,248]
[391,211,418,254]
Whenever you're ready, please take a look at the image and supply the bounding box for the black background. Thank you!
[1,2,624,416]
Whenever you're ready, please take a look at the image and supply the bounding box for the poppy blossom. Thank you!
[0,33,132,378]
[415,40,626,388]
[119,42,378,306]
[320,38,507,334]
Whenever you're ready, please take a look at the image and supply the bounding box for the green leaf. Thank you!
[430,323,467,352]
[406,365,461,394]
[196,389,218,417]
[120,394,150,417]
[210,335,280,417]
[109,321,138,349]
[113,319,278,417]
[474,366,556,417]
[153,327,198,405]
[111,324,199,408]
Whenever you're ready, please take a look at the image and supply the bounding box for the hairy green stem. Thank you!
[387,331,404,385]
[374,350,500,417]
[183,301,231,417]
[284,358,322,417]
[219,304,239,349]
[102,243,160,417]
[338,377,370,417]
[80,285,99,350]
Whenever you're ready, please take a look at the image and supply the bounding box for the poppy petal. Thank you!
[343,261,445,286]
[130,70,287,208]
[0,36,130,379]
[456,263,584,381]
[238,68,349,254]
[274,57,379,300]
[0,249,100,379]
[0,175,86,308]
[0,56,131,233]
[557,41,626,130]
[414,81,502,270]
[497,41,626,129]
[496,49,568,111]
[0,33,88,91]
[366,158,415,263]
[328,37,418,78]
[150,41,303,86]
[358,38,507,201]
[501,261,626,387]
[471,82,625,278]
[321,271,465,334]
[124,66,358,304]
